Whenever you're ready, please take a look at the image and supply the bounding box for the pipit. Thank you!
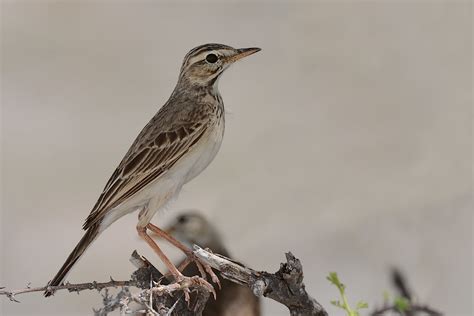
[162,211,261,316]
[44,44,260,297]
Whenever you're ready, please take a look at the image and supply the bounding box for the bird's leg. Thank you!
[136,226,215,301]
[147,222,191,252]
[137,226,181,277]
[147,222,221,288]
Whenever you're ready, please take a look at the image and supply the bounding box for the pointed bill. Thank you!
[228,47,261,63]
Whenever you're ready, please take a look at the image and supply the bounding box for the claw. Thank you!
[194,261,207,280]
[191,276,216,300]
[182,287,191,303]
[182,251,221,290]
[176,275,216,300]
[203,264,221,289]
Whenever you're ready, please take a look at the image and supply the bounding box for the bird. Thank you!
[44,43,260,297]
[160,211,261,316]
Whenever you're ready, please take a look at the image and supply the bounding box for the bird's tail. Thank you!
[44,223,100,297]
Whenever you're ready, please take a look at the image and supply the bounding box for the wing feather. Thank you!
[83,122,208,230]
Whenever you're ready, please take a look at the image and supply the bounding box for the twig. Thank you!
[0,279,134,303]
[371,305,443,316]
[0,251,209,315]
[370,269,443,316]
[0,250,163,303]
[392,268,412,301]
[193,246,328,316]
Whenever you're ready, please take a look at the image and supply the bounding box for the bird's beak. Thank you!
[228,47,261,63]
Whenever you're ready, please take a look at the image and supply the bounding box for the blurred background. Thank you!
[1,1,472,315]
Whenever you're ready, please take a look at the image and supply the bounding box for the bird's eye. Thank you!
[177,216,187,224]
[205,53,218,64]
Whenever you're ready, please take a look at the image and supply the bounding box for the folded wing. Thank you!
[83,121,207,230]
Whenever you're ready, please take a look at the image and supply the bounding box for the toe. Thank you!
[204,264,221,289]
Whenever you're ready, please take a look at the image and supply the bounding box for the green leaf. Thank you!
[327,272,345,291]
[326,272,338,285]
[394,297,410,312]
[356,301,368,310]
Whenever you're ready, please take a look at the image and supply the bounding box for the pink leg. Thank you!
[147,222,221,288]
[137,226,181,278]
[137,225,216,301]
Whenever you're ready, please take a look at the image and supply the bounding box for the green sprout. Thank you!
[327,272,368,316]
[394,296,410,312]
[383,291,411,313]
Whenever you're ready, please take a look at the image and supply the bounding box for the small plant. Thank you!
[393,296,410,312]
[327,272,368,316]
[383,291,411,313]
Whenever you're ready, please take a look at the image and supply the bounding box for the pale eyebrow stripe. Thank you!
[186,51,209,67]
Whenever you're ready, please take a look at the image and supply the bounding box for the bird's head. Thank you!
[178,43,260,87]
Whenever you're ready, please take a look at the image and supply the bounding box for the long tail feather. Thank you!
[44,224,100,297]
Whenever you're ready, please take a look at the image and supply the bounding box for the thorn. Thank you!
[9,294,20,303]
[168,296,180,314]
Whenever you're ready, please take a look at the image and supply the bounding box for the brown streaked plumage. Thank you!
[160,211,261,316]
[45,44,260,297]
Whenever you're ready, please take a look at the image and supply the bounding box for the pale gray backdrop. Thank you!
[1,1,472,316]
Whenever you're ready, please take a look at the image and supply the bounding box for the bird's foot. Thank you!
[174,274,216,303]
[177,251,221,290]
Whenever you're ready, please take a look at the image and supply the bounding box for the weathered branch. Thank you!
[193,246,328,316]
[1,248,327,316]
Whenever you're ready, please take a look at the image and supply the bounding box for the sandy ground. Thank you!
[1,2,472,316]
